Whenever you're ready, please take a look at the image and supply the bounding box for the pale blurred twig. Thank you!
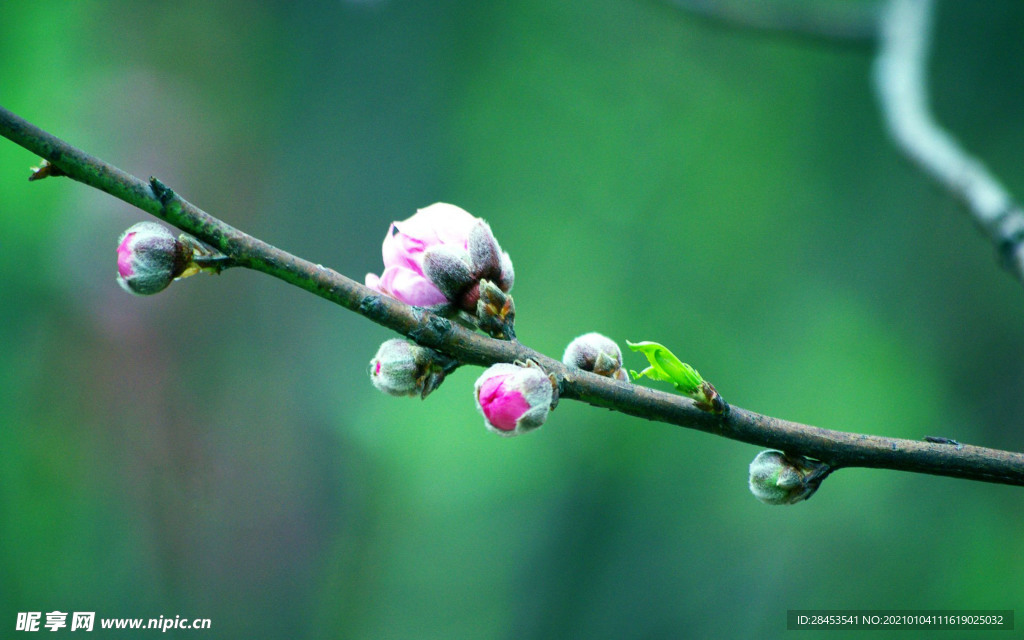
[669,0,1024,284]
[663,0,879,44]
[875,0,1024,283]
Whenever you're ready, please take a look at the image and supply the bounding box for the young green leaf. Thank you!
[626,341,704,394]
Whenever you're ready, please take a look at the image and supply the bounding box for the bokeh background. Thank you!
[2,1,1023,638]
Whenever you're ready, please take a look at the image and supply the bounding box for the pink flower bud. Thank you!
[474,362,554,436]
[116,222,192,295]
[563,332,628,381]
[365,203,514,309]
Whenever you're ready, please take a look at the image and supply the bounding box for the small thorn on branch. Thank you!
[28,160,66,181]
[924,435,963,449]
[149,176,174,204]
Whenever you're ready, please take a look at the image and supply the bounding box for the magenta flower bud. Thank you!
[116,221,193,295]
[369,339,454,399]
[365,203,515,310]
[474,362,555,436]
[562,332,628,381]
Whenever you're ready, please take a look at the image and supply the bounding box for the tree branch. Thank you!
[874,0,1024,283]
[669,0,1024,286]
[663,0,880,45]
[2,104,1023,491]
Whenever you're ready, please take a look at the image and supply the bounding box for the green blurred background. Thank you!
[2,1,1023,638]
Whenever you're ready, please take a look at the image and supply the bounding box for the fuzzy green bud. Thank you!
[369,339,455,399]
[748,450,829,505]
[563,332,628,381]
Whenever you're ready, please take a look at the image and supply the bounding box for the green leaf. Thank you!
[628,366,673,383]
[626,340,704,394]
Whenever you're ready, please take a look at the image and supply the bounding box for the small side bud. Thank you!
[563,332,628,381]
[369,339,455,399]
[116,222,193,295]
[476,279,516,340]
[695,381,727,414]
[748,450,830,505]
[29,159,67,181]
[474,361,556,436]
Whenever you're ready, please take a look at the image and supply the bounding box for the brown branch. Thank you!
[2,104,1023,493]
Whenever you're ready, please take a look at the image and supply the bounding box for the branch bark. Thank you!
[2,104,1023,491]
[875,0,1024,283]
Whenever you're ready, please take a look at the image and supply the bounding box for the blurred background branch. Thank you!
[662,0,880,44]
[875,0,1024,284]
[668,0,1024,285]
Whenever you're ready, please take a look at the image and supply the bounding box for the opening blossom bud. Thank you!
[748,450,830,505]
[369,339,455,399]
[366,203,514,305]
[365,203,516,338]
[563,332,628,381]
[474,361,556,436]
[116,221,194,295]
